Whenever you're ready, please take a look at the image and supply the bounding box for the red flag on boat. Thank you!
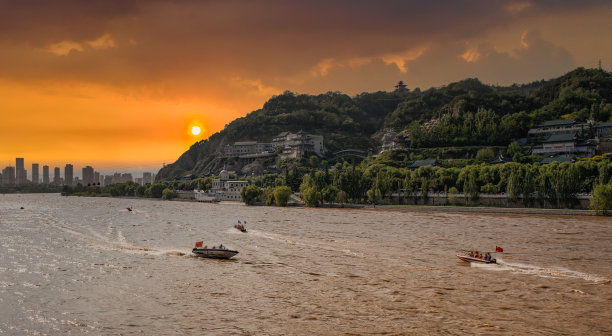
[495,246,504,252]
[195,241,203,248]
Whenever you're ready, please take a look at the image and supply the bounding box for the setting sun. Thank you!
[191,126,201,135]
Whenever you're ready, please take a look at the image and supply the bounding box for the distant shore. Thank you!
[24,192,605,217]
[359,204,601,216]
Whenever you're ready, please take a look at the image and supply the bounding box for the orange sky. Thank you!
[1,1,611,174]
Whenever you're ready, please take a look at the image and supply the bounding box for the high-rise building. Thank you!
[103,175,113,186]
[16,158,26,185]
[143,172,152,185]
[53,167,61,185]
[32,163,39,184]
[64,164,73,186]
[43,165,50,184]
[94,172,100,185]
[2,166,16,186]
[82,166,94,186]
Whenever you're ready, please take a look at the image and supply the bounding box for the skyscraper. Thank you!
[64,164,73,186]
[32,163,39,184]
[16,158,26,185]
[53,167,61,185]
[43,165,50,184]
[2,166,15,186]
[143,172,152,185]
[82,166,94,185]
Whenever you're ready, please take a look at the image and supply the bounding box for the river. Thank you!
[1,194,611,335]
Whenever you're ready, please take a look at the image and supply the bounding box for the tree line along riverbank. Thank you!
[58,159,612,214]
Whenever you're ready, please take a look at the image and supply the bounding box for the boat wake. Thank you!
[247,229,364,257]
[54,225,190,257]
[476,258,609,283]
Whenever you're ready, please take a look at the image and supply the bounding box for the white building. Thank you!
[195,170,249,202]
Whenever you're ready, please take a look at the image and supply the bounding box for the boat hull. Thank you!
[192,248,239,259]
[456,255,496,264]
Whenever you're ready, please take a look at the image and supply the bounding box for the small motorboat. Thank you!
[126,207,132,212]
[456,252,496,264]
[192,242,238,259]
[234,224,247,233]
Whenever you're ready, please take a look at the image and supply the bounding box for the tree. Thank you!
[448,187,459,205]
[322,185,338,204]
[367,188,382,205]
[161,188,177,200]
[135,185,146,197]
[264,186,275,206]
[462,166,480,202]
[241,185,263,205]
[590,184,612,214]
[335,190,347,206]
[273,186,292,206]
[301,186,321,207]
[147,183,166,198]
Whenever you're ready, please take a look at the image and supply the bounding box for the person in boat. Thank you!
[219,244,224,249]
[469,251,474,257]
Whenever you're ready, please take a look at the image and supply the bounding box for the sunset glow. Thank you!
[1,1,611,172]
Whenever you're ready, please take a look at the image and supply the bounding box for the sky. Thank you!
[1,0,611,174]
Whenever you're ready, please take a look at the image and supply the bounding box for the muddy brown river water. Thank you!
[1,194,611,335]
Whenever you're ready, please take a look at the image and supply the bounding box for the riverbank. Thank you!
[54,192,605,216]
[367,204,601,217]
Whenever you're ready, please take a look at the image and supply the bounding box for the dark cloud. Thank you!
[0,0,608,96]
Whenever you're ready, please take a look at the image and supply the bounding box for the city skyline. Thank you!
[1,1,611,169]
[0,157,156,185]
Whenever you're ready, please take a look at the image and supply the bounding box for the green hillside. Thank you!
[156,67,612,180]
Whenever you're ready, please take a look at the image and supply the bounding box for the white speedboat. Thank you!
[192,247,239,259]
[456,252,496,264]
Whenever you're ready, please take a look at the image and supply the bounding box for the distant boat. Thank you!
[192,242,238,259]
[234,224,247,232]
[456,252,496,264]
[126,207,132,212]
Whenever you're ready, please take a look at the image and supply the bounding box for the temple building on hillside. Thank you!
[223,131,324,160]
[273,131,324,159]
[394,81,408,93]
[531,133,596,158]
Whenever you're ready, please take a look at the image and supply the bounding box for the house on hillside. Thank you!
[531,133,596,158]
[223,131,324,161]
[273,131,324,159]
[195,169,248,202]
[527,119,589,140]
[380,130,400,153]
[594,122,612,138]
